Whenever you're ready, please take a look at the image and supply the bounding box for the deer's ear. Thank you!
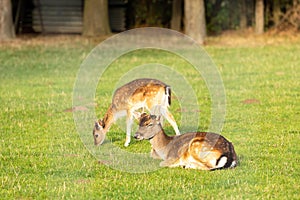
[95,121,102,130]
[140,113,148,119]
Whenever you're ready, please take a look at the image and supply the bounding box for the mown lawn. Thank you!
[0,34,299,199]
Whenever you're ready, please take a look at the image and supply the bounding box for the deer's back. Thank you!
[111,79,169,111]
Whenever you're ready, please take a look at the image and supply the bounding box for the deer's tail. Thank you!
[165,86,171,106]
[213,142,238,170]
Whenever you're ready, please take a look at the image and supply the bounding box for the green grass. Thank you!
[0,35,299,199]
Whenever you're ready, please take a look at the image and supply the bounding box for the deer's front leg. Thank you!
[160,158,181,168]
[125,112,134,147]
[150,147,162,159]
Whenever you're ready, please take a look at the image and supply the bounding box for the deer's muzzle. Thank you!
[134,132,144,140]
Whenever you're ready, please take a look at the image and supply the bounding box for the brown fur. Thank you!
[135,113,237,170]
[93,79,180,146]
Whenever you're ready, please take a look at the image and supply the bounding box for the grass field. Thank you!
[0,33,299,199]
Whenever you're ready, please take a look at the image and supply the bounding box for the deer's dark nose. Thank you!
[134,133,142,140]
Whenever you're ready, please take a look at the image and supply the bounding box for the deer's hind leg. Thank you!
[188,137,223,170]
[160,107,180,135]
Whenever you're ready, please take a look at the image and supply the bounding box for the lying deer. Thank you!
[134,113,237,170]
[93,78,180,147]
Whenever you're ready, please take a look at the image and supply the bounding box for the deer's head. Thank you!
[134,113,162,140]
[93,120,106,145]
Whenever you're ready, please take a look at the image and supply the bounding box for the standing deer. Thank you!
[134,113,237,170]
[93,78,180,147]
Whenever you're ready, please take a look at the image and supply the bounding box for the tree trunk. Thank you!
[184,0,206,45]
[273,0,281,26]
[83,0,111,36]
[239,0,247,29]
[171,0,182,31]
[0,0,15,40]
[255,0,264,34]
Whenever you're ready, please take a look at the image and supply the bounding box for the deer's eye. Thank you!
[148,123,153,127]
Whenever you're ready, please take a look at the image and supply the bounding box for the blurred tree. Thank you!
[171,0,182,31]
[123,0,298,35]
[0,0,15,40]
[239,0,247,29]
[205,0,242,34]
[184,0,206,44]
[255,0,264,34]
[273,0,300,31]
[128,0,171,28]
[273,0,281,26]
[83,0,111,36]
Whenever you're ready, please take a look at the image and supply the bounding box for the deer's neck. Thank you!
[150,128,173,159]
[102,104,114,132]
